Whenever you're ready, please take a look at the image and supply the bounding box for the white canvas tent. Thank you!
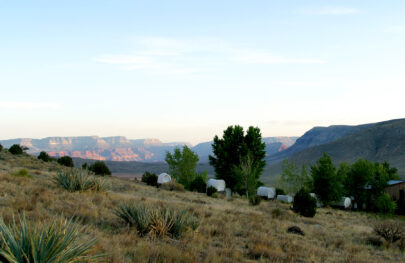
[157,173,171,184]
[276,195,293,203]
[257,187,276,199]
[207,179,226,192]
[332,197,352,209]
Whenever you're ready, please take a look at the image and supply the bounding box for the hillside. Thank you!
[263,119,405,183]
[1,150,405,262]
[267,124,373,164]
[0,136,297,163]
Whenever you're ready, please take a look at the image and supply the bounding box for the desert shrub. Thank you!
[206,186,217,197]
[0,144,3,151]
[249,195,262,206]
[271,208,282,219]
[276,188,286,196]
[11,169,32,179]
[375,193,397,215]
[37,151,52,162]
[142,171,158,186]
[0,216,100,262]
[373,221,405,243]
[8,144,23,155]
[293,188,317,217]
[89,161,111,176]
[54,170,106,192]
[189,174,207,193]
[57,156,74,167]
[160,181,185,192]
[115,204,199,238]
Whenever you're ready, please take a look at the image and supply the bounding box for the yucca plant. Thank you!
[115,204,151,236]
[115,203,200,239]
[0,216,101,263]
[54,169,106,192]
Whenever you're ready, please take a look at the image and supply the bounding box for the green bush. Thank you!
[8,144,23,155]
[293,188,317,217]
[276,188,286,196]
[141,171,158,186]
[0,216,100,262]
[89,161,111,176]
[57,156,74,167]
[115,204,199,238]
[249,195,262,206]
[54,170,107,192]
[189,174,207,193]
[11,169,32,179]
[0,144,3,151]
[206,186,217,197]
[160,181,185,192]
[375,193,397,215]
[37,151,52,162]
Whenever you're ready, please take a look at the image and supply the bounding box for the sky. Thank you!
[1,1,405,145]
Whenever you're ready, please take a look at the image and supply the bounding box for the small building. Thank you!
[207,179,226,192]
[157,173,171,184]
[385,180,405,213]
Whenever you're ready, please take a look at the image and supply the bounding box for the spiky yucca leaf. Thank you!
[115,204,151,236]
[54,169,106,192]
[0,216,101,263]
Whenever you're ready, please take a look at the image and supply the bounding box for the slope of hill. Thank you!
[0,150,404,262]
[267,124,373,163]
[263,119,405,183]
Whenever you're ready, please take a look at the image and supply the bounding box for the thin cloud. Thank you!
[300,7,359,15]
[0,101,61,110]
[95,37,324,74]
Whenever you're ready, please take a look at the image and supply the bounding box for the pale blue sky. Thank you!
[1,1,405,144]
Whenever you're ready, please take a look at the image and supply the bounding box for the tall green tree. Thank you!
[344,159,374,210]
[209,125,266,193]
[279,160,310,194]
[165,146,199,189]
[310,153,343,206]
[233,153,259,198]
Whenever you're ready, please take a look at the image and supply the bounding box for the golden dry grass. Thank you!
[0,150,404,262]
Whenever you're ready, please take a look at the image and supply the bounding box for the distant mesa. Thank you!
[0,136,297,163]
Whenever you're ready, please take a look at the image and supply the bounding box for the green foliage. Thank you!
[82,163,88,169]
[276,188,286,196]
[209,125,266,193]
[160,181,185,192]
[280,160,311,194]
[375,193,397,215]
[233,153,261,198]
[8,144,23,155]
[293,188,317,217]
[57,156,74,167]
[165,146,199,189]
[189,173,207,193]
[310,153,343,206]
[248,195,262,206]
[11,169,32,179]
[0,144,3,151]
[0,216,100,262]
[37,151,52,162]
[115,204,200,238]
[141,171,158,186]
[206,186,217,197]
[89,161,111,176]
[54,170,106,192]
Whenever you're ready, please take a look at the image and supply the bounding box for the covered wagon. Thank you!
[276,195,293,203]
[207,179,226,192]
[157,173,171,184]
[257,186,276,199]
